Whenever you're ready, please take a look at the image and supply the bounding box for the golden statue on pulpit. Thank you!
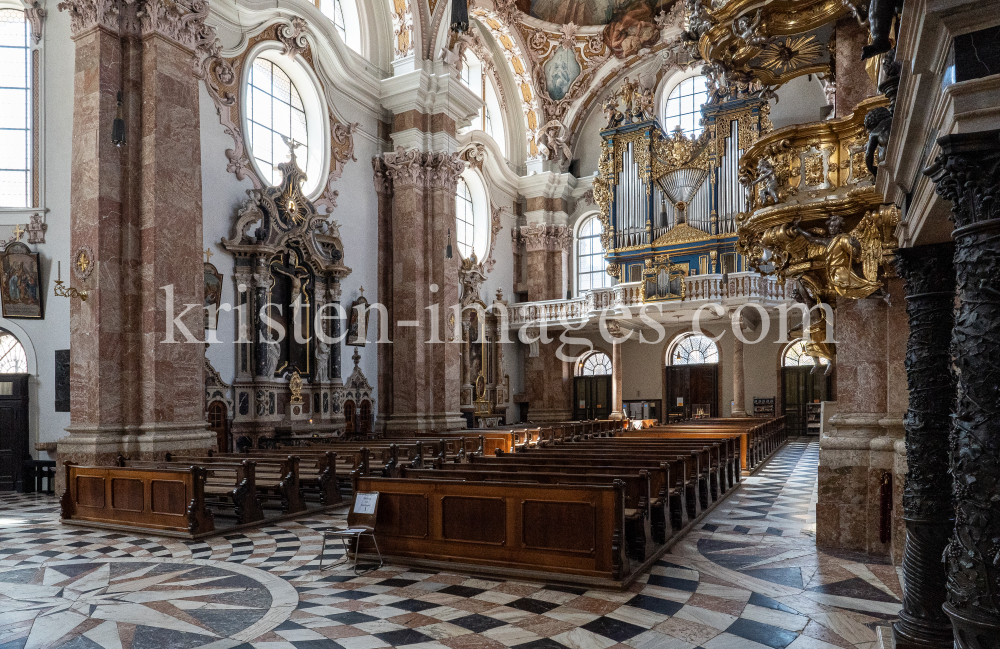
[791,215,882,299]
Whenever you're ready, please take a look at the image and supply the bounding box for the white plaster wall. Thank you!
[0,6,74,455]
[770,75,829,129]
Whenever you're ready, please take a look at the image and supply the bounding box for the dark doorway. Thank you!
[208,401,229,453]
[359,400,372,435]
[573,375,611,420]
[783,366,831,436]
[663,364,719,421]
[344,400,356,434]
[0,374,29,491]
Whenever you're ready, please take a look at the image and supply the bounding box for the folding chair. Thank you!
[319,491,383,574]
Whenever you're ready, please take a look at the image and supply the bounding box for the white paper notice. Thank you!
[354,493,378,515]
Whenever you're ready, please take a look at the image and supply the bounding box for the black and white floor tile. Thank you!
[0,441,901,649]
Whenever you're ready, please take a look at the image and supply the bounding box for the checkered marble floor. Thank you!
[0,441,902,649]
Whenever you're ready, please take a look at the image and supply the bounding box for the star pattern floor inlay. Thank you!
[0,441,902,649]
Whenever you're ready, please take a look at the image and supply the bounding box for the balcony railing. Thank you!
[508,273,788,327]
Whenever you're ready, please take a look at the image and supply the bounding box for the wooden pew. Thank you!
[61,462,215,537]
[157,455,307,514]
[402,465,653,560]
[352,476,631,585]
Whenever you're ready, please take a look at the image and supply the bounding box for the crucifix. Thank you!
[204,247,214,264]
[272,251,310,301]
[12,224,25,241]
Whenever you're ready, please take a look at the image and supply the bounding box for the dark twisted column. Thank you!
[893,243,957,649]
[924,129,1000,648]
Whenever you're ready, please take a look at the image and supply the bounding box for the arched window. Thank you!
[456,171,490,260]
[462,52,507,154]
[668,333,719,365]
[662,76,708,137]
[783,339,830,366]
[0,329,27,373]
[318,0,362,54]
[578,351,612,376]
[244,52,327,195]
[0,9,31,207]
[577,216,611,295]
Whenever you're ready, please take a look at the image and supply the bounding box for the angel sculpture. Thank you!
[864,106,892,179]
[791,215,881,299]
[636,86,656,121]
[315,339,330,379]
[751,158,781,206]
[603,97,624,128]
[536,120,573,170]
[732,9,768,48]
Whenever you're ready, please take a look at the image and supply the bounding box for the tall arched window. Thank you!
[578,351,612,376]
[662,76,708,137]
[783,339,830,366]
[0,9,31,207]
[462,51,507,155]
[244,51,327,195]
[318,0,362,54]
[668,333,719,365]
[577,217,610,295]
[456,171,490,260]
[0,329,27,373]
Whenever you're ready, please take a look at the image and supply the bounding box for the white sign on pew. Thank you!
[354,493,378,515]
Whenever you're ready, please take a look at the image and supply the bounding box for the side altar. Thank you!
[221,147,360,446]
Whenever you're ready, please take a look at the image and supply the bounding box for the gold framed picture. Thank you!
[0,243,43,319]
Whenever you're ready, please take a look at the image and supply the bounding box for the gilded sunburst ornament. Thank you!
[759,35,822,73]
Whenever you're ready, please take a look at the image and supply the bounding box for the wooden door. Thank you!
[344,400,356,434]
[573,376,611,420]
[664,364,718,420]
[0,375,29,491]
[208,401,228,453]
[783,366,830,435]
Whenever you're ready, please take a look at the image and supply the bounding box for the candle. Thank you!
[58,261,61,282]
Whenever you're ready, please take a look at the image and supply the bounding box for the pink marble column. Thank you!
[56,3,214,490]
[817,295,897,556]
[834,18,878,118]
[375,149,465,433]
[610,328,624,421]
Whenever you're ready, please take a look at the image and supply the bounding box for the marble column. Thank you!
[817,296,894,555]
[609,322,624,421]
[925,130,1000,649]
[521,224,573,422]
[57,1,214,490]
[373,149,465,433]
[892,243,956,649]
[732,336,746,417]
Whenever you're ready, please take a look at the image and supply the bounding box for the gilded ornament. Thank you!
[759,35,822,73]
[289,369,304,404]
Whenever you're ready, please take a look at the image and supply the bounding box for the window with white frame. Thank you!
[455,171,491,261]
[662,76,708,137]
[0,9,31,208]
[578,351,612,376]
[0,329,27,373]
[667,333,719,365]
[318,0,362,53]
[247,58,308,187]
[456,177,476,259]
[783,339,830,366]
[577,216,611,295]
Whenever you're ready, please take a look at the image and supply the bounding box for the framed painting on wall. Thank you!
[0,243,43,319]
[205,262,223,330]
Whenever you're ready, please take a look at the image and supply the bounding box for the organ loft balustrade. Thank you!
[507,272,788,329]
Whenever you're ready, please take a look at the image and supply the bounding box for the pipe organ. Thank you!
[594,84,772,301]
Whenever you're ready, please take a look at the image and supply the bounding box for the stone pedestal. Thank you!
[925,130,1000,649]
[56,6,214,492]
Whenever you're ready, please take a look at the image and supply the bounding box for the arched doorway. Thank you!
[574,351,612,420]
[781,339,832,436]
[344,400,356,435]
[0,328,30,490]
[663,333,719,421]
[207,401,229,453]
